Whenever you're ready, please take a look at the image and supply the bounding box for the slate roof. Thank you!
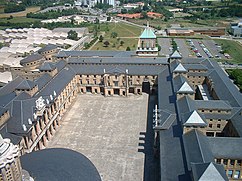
[56,50,136,58]
[191,162,229,181]
[140,25,156,39]
[38,44,58,54]
[194,100,232,110]
[0,77,24,96]
[208,61,242,107]
[16,80,36,90]
[208,137,242,159]
[184,64,208,71]
[0,125,22,145]
[183,129,214,170]
[0,106,7,116]
[69,64,165,76]
[0,92,16,107]
[154,109,176,130]
[230,109,242,137]
[7,98,36,134]
[173,63,187,73]
[173,75,194,94]
[177,82,194,93]
[37,66,76,97]
[170,50,182,59]
[182,110,207,127]
[158,67,190,181]
[20,53,43,64]
[34,74,52,91]
[39,62,56,71]
[67,57,168,65]
[177,96,233,114]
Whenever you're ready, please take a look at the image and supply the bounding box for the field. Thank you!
[90,22,142,51]
[215,39,242,63]
[0,6,40,18]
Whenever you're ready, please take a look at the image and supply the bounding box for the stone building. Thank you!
[0,25,242,181]
[0,135,22,181]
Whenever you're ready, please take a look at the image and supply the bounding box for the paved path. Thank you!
[47,94,154,181]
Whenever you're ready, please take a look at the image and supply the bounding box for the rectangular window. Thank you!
[233,170,240,179]
[237,160,241,166]
[217,124,221,128]
[228,170,233,178]
[223,159,228,165]
[216,159,221,164]
[209,124,213,128]
[230,159,235,166]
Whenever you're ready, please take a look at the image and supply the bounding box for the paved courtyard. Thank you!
[47,94,153,181]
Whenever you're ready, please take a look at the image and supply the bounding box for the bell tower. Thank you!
[136,22,159,56]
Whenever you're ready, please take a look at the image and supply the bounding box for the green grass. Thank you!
[89,22,142,51]
[214,39,242,63]
[0,16,40,23]
[91,37,138,51]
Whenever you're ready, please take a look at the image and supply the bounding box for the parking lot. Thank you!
[175,39,191,58]
[158,37,226,60]
[47,94,158,181]
[158,38,171,56]
[202,40,225,59]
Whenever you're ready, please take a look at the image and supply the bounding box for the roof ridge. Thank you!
[195,130,206,163]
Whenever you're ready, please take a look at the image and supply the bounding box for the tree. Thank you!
[99,35,104,42]
[67,30,78,40]
[103,41,110,47]
[120,40,124,46]
[126,46,131,51]
[141,12,148,19]
[111,32,118,38]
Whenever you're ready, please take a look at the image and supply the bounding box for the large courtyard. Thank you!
[47,94,158,181]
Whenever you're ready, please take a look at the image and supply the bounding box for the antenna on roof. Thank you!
[28,118,32,125]
[103,69,106,74]
[50,94,53,101]
[53,91,57,97]
[22,124,27,131]
[126,69,128,74]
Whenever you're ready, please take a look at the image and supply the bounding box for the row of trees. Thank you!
[4,3,26,13]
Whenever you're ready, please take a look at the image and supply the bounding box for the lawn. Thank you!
[91,37,138,51]
[0,6,40,18]
[89,22,142,51]
[89,22,143,38]
[214,39,242,63]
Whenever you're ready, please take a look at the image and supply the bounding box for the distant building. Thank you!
[75,0,116,7]
[166,27,225,37]
[147,12,163,19]
[167,28,195,36]
[230,22,242,37]
[117,13,142,19]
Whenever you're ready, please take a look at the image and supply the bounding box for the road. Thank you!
[68,36,90,50]
[175,39,191,58]
[157,38,171,57]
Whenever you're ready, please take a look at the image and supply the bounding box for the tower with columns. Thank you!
[136,22,159,56]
